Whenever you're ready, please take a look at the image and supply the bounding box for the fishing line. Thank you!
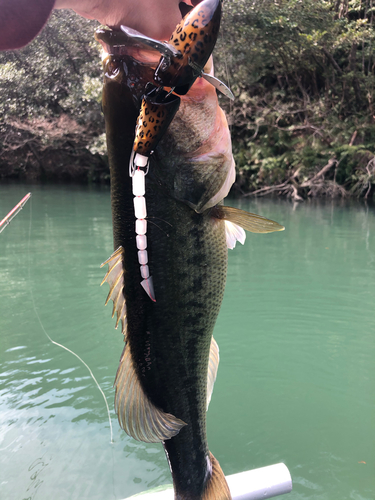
[146,216,172,237]
[26,196,114,444]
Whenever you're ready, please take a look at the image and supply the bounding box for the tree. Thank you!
[214,0,375,198]
[0,11,107,181]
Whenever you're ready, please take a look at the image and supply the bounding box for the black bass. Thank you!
[96,2,284,498]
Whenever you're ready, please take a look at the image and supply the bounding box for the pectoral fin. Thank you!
[114,346,187,442]
[213,205,285,233]
[207,337,220,410]
[100,247,127,335]
[212,205,284,249]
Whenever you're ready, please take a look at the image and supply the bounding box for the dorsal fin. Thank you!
[100,247,127,335]
[114,345,187,442]
[207,337,220,410]
[213,205,285,233]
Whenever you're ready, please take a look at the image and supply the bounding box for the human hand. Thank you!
[0,0,202,51]
[54,0,201,40]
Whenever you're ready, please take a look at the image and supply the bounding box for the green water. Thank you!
[0,184,374,500]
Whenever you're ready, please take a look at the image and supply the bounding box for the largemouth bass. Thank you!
[97,2,284,498]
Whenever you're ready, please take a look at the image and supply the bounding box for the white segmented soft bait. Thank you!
[136,234,147,250]
[131,153,156,302]
[133,169,146,196]
[138,250,148,265]
[140,265,150,279]
[133,197,147,219]
[136,219,147,235]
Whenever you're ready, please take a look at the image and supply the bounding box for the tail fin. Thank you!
[202,452,232,500]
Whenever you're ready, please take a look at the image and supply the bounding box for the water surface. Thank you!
[0,184,374,500]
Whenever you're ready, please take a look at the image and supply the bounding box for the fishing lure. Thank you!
[129,86,180,301]
[96,0,233,301]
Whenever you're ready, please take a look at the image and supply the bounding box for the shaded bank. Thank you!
[0,11,108,183]
[0,116,108,183]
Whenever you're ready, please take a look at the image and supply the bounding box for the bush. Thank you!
[214,0,375,199]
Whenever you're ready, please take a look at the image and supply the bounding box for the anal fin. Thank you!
[114,346,186,442]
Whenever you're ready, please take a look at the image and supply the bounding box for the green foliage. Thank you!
[0,11,108,182]
[1,1,375,195]
[215,0,375,197]
[0,11,102,121]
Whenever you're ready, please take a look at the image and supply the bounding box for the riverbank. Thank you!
[1,2,375,200]
[1,114,374,201]
[0,116,108,183]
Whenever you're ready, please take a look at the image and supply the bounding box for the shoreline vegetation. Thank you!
[1,0,375,200]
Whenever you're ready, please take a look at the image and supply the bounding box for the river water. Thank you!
[0,184,374,500]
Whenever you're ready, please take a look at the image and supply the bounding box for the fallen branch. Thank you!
[301,158,337,186]
[243,168,301,197]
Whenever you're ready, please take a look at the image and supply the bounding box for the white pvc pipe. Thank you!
[125,463,292,500]
[226,463,292,500]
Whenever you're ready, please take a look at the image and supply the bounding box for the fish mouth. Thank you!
[96,26,161,67]
[96,27,161,106]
